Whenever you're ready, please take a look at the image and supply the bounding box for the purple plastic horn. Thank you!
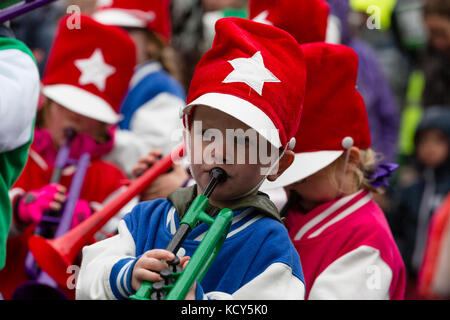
[15,152,91,300]
[0,0,59,23]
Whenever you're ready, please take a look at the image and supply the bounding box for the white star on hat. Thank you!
[252,10,273,26]
[223,51,280,95]
[74,48,116,92]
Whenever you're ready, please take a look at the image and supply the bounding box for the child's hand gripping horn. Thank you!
[130,167,233,300]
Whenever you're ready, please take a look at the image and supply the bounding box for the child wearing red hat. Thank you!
[247,0,331,210]
[261,43,406,300]
[0,14,137,299]
[76,17,308,300]
[130,0,333,202]
[93,0,186,177]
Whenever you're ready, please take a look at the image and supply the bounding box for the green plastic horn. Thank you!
[130,168,233,300]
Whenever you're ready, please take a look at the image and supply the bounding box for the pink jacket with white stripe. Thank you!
[285,190,406,299]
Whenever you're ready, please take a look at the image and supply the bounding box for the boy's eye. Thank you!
[202,129,215,141]
[235,136,250,146]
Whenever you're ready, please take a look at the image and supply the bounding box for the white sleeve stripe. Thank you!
[308,193,372,239]
[123,260,135,295]
[28,149,49,171]
[294,191,363,240]
[116,259,134,298]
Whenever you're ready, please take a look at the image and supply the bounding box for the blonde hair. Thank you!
[327,148,383,195]
[144,31,184,84]
[356,148,382,193]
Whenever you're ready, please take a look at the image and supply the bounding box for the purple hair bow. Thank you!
[369,163,399,188]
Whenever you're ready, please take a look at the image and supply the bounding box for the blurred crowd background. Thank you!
[5,0,450,299]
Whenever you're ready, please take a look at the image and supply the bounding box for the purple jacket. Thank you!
[328,0,400,162]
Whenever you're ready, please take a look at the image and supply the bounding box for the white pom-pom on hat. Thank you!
[341,136,354,150]
[288,137,296,150]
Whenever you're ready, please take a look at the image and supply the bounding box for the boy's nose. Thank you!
[209,148,229,164]
[205,139,232,164]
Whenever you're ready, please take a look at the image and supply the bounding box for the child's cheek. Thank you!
[189,164,208,189]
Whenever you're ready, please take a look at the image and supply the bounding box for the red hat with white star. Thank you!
[93,0,171,43]
[248,0,329,44]
[41,14,136,124]
[262,42,371,189]
[182,17,307,149]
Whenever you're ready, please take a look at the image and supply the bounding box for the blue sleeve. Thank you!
[110,257,138,300]
[202,217,305,297]
[109,199,170,299]
[121,199,171,255]
[247,220,304,283]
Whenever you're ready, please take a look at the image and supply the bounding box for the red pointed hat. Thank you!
[182,17,307,149]
[42,14,136,124]
[93,0,171,43]
[248,0,329,44]
[262,42,371,189]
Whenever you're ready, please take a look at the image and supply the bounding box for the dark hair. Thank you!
[423,0,450,18]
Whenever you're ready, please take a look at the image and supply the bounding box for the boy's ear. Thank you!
[267,149,295,182]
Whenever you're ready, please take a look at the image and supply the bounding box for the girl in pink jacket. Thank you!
[262,43,406,300]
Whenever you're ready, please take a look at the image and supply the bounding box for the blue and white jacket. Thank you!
[105,61,186,176]
[76,188,305,300]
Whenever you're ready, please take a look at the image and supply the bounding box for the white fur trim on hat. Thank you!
[184,92,282,148]
[93,9,148,28]
[260,150,344,190]
[42,84,122,124]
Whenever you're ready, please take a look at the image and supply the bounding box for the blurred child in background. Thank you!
[0,15,136,299]
[93,0,186,177]
[388,106,450,298]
